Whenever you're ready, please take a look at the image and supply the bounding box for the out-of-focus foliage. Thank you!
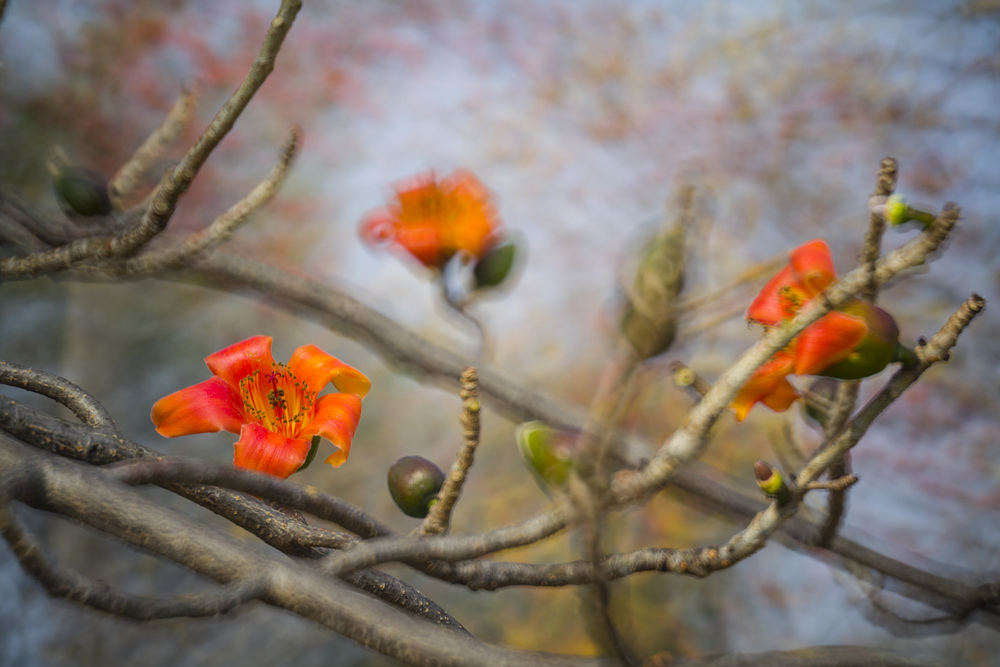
[1,1,998,665]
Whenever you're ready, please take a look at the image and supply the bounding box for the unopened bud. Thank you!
[872,194,936,229]
[516,421,576,494]
[387,456,445,518]
[754,460,791,504]
[620,226,686,359]
[53,166,113,221]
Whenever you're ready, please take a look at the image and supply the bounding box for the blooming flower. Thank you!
[359,169,502,271]
[733,239,903,421]
[151,336,370,479]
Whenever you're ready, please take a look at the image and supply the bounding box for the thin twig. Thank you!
[0,360,115,428]
[803,474,859,493]
[669,360,711,400]
[814,379,859,547]
[121,125,302,276]
[109,84,200,205]
[419,366,482,535]
[860,156,897,301]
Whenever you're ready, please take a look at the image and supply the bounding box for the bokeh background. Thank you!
[1,1,998,665]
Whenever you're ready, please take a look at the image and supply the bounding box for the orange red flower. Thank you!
[360,169,502,271]
[733,239,902,421]
[151,336,370,479]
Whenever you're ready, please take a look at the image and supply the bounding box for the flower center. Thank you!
[238,361,314,437]
[778,285,805,316]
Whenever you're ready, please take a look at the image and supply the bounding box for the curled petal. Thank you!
[793,311,868,376]
[789,239,836,297]
[287,344,371,399]
[732,353,798,421]
[359,210,399,246]
[151,376,245,437]
[300,393,363,468]
[233,422,311,479]
[204,335,274,389]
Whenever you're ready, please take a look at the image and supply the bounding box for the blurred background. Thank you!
[1,0,998,664]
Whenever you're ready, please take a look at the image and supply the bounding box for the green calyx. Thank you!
[814,301,900,380]
[296,435,322,472]
[473,240,518,290]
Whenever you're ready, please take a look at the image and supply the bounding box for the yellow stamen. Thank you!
[238,362,314,437]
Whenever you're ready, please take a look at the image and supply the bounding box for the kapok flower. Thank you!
[151,336,370,479]
[733,239,905,421]
[360,169,502,271]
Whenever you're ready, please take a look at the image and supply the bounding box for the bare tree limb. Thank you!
[0,433,616,667]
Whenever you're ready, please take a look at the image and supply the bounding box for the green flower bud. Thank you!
[53,166,113,220]
[620,226,686,359]
[516,421,575,493]
[387,456,445,518]
[473,240,519,290]
[879,194,936,228]
[883,194,909,226]
[754,460,791,505]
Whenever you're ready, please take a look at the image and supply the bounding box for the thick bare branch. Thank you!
[0,434,614,667]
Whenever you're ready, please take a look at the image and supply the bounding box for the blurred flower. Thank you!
[733,239,907,421]
[151,335,370,479]
[360,169,503,272]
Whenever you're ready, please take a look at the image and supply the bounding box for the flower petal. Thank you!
[151,376,246,437]
[233,422,311,479]
[300,393,363,467]
[204,335,274,389]
[391,222,447,267]
[747,264,798,324]
[793,311,868,376]
[287,344,371,399]
[731,353,798,421]
[789,239,836,297]
[359,209,399,246]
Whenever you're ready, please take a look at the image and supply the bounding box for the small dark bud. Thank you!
[54,166,113,220]
[387,456,446,518]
